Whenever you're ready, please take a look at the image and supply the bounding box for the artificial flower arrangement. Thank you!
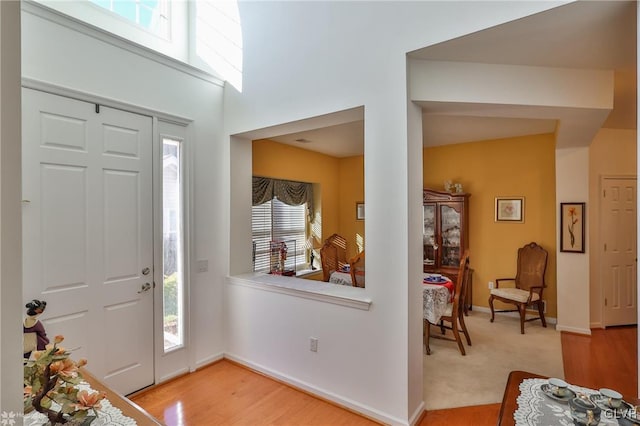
[24,335,106,425]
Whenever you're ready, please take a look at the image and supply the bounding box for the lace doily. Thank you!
[24,382,137,426]
[514,378,619,425]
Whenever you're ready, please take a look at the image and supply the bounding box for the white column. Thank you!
[555,147,590,335]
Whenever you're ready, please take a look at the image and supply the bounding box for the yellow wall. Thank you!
[252,140,364,261]
[423,134,558,317]
[338,156,365,259]
[588,128,637,326]
[254,135,559,316]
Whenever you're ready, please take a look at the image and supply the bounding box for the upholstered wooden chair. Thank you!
[349,251,365,288]
[424,251,471,355]
[489,242,548,334]
[319,233,348,282]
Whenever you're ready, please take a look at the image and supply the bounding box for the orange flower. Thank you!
[76,358,88,368]
[49,358,78,378]
[23,386,32,397]
[54,335,64,344]
[71,390,106,411]
[568,207,576,216]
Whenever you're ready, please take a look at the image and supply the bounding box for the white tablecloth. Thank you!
[514,378,632,425]
[423,283,450,324]
[329,270,353,286]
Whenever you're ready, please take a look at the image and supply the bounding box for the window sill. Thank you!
[296,268,322,278]
[226,273,372,311]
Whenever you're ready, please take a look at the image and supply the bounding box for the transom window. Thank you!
[89,0,171,39]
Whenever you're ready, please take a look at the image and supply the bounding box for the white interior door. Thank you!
[22,88,154,394]
[601,177,637,327]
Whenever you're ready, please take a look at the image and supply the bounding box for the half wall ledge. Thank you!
[226,273,372,311]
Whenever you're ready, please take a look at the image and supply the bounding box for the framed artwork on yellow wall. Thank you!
[495,197,524,223]
[356,202,365,221]
[560,202,585,253]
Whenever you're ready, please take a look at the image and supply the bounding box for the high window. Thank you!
[89,0,171,39]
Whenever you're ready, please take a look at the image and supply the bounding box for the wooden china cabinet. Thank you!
[423,188,473,313]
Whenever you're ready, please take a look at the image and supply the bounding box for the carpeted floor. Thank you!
[423,310,564,410]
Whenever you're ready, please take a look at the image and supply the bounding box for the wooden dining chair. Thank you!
[319,234,348,282]
[489,242,548,334]
[424,251,471,355]
[349,251,365,288]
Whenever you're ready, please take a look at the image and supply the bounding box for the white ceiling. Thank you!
[258,0,636,158]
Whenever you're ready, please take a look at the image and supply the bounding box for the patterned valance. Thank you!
[252,176,314,217]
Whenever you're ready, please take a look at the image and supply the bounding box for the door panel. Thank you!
[23,88,154,394]
[602,177,637,326]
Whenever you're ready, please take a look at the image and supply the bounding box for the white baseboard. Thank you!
[410,401,425,426]
[471,305,557,325]
[193,352,225,372]
[555,325,591,335]
[224,352,410,426]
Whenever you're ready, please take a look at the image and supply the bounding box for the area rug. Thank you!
[423,310,564,410]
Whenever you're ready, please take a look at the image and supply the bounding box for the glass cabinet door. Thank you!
[423,204,436,267]
[440,204,461,267]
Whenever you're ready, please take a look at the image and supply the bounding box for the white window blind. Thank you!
[252,198,306,273]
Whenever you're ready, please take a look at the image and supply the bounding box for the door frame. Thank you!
[598,174,638,328]
[21,78,194,386]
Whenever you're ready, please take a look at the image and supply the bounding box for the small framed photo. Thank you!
[495,197,524,223]
[560,202,585,253]
[356,202,365,221]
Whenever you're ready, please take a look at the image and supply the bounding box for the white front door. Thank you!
[22,88,154,394]
[601,177,637,327]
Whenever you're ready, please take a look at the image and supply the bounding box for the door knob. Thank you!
[138,282,151,293]
[142,267,150,275]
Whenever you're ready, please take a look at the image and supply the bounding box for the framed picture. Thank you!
[560,202,585,253]
[495,197,525,223]
[356,202,365,221]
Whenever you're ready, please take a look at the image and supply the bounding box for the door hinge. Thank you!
[95,104,100,114]
[604,243,607,252]
[603,189,606,198]
[604,298,608,307]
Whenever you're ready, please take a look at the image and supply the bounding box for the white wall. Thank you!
[0,0,23,415]
[224,2,563,424]
[556,147,591,335]
[588,128,637,329]
[21,4,226,382]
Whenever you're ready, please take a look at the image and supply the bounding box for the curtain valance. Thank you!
[252,176,314,217]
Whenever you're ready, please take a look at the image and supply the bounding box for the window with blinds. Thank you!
[252,198,307,273]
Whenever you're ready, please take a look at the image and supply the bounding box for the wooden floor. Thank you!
[130,326,637,426]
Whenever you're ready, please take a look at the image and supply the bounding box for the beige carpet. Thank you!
[423,310,564,410]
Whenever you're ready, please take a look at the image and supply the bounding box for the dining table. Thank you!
[422,274,453,325]
[329,270,353,286]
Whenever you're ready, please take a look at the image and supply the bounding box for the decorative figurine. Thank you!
[23,299,49,358]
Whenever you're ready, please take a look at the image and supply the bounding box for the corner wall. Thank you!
[225,2,562,423]
[556,147,591,334]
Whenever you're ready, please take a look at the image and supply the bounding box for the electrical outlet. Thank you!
[488,281,495,289]
[309,337,318,352]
